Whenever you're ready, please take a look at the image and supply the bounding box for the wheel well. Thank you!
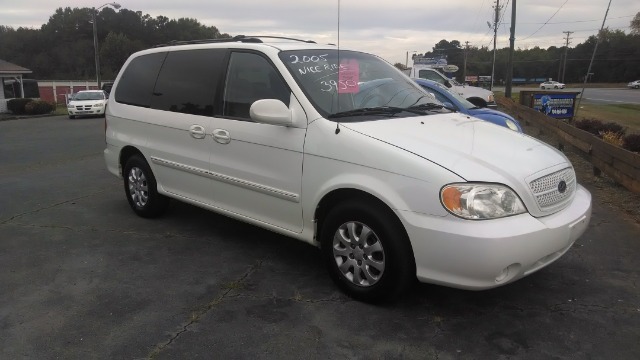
[466,97,487,107]
[315,189,410,245]
[119,146,144,175]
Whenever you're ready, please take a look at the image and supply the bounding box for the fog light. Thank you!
[495,263,521,283]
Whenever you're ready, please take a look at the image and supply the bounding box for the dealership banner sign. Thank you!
[532,93,577,118]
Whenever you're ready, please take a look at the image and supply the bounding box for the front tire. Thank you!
[320,199,415,303]
[68,115,75,119]
[123,154,169,218]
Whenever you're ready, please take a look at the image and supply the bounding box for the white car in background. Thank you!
[67,90,108,119]
[628,80,640,89]
[540,81,565,89]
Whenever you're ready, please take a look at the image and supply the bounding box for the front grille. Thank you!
[75,105,92,110]
[529,167,576,211]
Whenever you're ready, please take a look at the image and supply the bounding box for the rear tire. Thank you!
[123,154,169,218]
[320,199,415,303]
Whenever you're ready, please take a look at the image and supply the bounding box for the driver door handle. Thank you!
[213,129,231,144]
[189,125,206,139]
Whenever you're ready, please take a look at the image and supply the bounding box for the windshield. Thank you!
[74,92,105,101]
[280,50,443,120]
[426,81,478,111]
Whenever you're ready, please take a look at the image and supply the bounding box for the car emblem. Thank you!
[558,180,567,193]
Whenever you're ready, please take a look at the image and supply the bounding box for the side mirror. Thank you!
[250,99,292,126]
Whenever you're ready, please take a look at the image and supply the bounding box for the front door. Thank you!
[209,51,306,233]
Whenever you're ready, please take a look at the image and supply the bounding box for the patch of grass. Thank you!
[574,103,640,134]
[54,104,68,116]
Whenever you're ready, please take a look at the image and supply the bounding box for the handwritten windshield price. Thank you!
[320,79,358,92]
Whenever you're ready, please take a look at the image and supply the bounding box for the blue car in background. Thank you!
[414,78,523,132]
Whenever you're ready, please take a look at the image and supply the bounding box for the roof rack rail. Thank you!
[154,35,316,48]
[241,35,317,44]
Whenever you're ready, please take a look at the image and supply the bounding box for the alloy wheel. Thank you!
[128,166,149,208]
[332,221,385,287]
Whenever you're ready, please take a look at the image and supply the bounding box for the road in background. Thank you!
[1,116,639,359]
[494,86,640,105]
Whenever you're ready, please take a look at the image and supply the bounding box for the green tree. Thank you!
[99,32,144,79]
[631,12,640,35]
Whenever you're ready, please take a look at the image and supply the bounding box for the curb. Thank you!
[0,113,59,122]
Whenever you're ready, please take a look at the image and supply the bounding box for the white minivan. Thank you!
[104,36,591,302]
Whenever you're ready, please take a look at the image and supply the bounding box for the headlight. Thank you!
[505,119,520,132]
[488,93,495,102]
[67,104,74,108]
[440,183,526,220]
[93,103,104,107]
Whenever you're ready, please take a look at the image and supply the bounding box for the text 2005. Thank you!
[320,79,357,92]
[289,54,328,63]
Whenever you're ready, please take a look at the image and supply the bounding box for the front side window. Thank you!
[222,52,290,120]
[151,49,225,116]
[280,50,442,119]
[418,70,446,84]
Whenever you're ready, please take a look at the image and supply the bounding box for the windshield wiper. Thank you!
[408,103,457,113]
[328,106,427,119]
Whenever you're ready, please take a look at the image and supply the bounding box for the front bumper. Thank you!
[399,184,592,290]
[68,107,105,116]
[486,101,498,109]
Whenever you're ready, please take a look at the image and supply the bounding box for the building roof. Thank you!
[0,59,32,75]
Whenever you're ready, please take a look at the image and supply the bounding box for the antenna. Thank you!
[335,0,342,134]
[337,0,341,50]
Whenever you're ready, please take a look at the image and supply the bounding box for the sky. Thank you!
[0,0,637,65]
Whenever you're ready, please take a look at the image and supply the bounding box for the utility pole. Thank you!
[490,0,501,91]
[576,0,612,118]
[561,31,573,82]
[505,0,516,98]
[463,41,470,83]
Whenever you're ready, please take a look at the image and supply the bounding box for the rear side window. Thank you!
[115,52,166,107]
[150,49,226,116]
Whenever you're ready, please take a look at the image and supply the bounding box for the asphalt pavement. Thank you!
[1,115,639,359]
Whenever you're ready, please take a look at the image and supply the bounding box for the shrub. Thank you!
[600,131,624,147]
[600,122,625,137]
[24,100,54,115]
[6,98,33,114]
[622,133,640,153]
[574,119,603,136]
[574,119,626,139]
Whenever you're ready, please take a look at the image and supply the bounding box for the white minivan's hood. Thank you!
[342,113,569,185]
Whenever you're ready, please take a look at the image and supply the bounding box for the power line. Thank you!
[506,15,634,25]
[471,0,488,34]
[520,0,569,40]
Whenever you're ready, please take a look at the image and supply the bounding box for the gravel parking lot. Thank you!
[1,115,639,359]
